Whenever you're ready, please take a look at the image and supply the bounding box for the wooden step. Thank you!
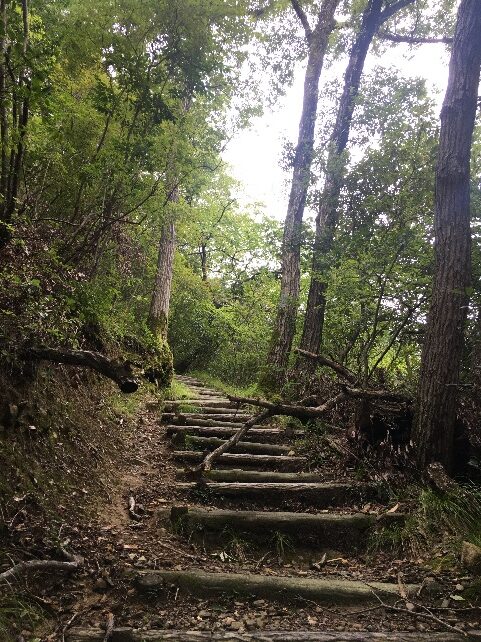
[172,435,291,455]
[166,426,302,441]
[162,413,254,424]
[169,506,374,548]
[175,468,321,483]
[136,569,417,605]
[67,628,477,641]
[162,416,255,428]
[172,451,307,470]
[164,400,234,409]
[194,389,225,395]
[171,407,250,415]
[175,481,375,506]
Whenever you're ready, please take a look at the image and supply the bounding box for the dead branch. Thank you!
[128,496,142,521]
[226,392,347,420]
[342,385,412,404]
[368,587,467,637]
[0,549,83,583]
[191,409,273,476]
[295,348,357,383]
[21,346,139,393]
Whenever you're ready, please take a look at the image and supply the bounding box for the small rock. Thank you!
[461,541,481,574]
[93,578,108,591]
[229,622,243,631]
[406,602,416,612]
[420,576,443,596]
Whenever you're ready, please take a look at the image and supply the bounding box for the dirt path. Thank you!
[47,377,481,641]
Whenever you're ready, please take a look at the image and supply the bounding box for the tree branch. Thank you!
[291,0,312,40]
[342,385,412,404]
[190,409,273,477]
[379,0,415,24]
[21,346,139,393]
[0,549,83,583]
[295,348,357,383]
[378,30,452,44]
[227,392,347,420]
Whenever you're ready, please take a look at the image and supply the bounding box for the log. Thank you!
[177,434,288,456]
[164,400,234,408]
[166,426,303,442]
[181,469,321,483]
[165,407,249,416]
[226,393,347,420]
[161,415,255,426]
[136,569,418,604]
[164,415,262,430]
[172,451,307,470]
[295,349,357,383]
[169,506,374,547]
[66,628,480,641]
[175,481,376,506]
[22,346,139,393]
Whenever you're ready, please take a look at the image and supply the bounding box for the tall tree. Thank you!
[260,0,339,391]
[414,0,481,472]
[294,0,414,375]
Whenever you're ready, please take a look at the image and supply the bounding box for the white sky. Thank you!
[223,42,450,221]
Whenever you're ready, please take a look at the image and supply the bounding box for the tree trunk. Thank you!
[261,0,339,391]
[414,0,481,472]
[148,215,176,340]
[296,0,412,375]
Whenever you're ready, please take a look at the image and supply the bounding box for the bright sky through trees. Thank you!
[224,42,450,220]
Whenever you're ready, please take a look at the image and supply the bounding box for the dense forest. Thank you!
[1,0,481,640]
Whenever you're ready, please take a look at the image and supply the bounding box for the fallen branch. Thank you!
[226,392,347,420]
[191,409,273,476]
[342,385,412,404]
[0,548,83,583]
[21,346,139,393]
[128,496,142,521]
[295,348,357,383]
[368,585,468,638]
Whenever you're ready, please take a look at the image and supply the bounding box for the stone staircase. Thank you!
[67,376,480,641]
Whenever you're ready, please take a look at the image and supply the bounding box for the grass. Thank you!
[371,482,481,562]
[271,530,293,561]
[0,595,44,641]
[167,379,194,400]
[186,370,258,399]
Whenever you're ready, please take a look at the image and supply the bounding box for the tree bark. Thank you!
[261,0,339,391]
[295,0,413,375]
[148,215,176,340]
[413,0,481,472]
